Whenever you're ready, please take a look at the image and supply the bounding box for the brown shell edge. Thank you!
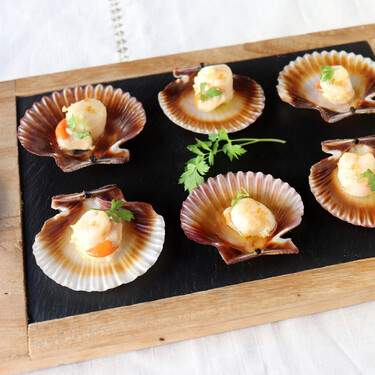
[18,84,146,172]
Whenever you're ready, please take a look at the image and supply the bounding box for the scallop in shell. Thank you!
[158,65,265,134]
[180,171,303,264]
[309,135,375,227]
[277,50,375,123]
[33,185,165,291]
[18,84,146,172]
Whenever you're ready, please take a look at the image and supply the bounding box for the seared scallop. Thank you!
[159,65,265,134]
[18,84,146,172]
[277,50,375,123]
[180,171,303,264]
[309,135,375,226]
[33,185,165,291]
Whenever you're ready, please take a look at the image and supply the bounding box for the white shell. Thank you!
[158,66,265,134]
[33,185,165,291]
[277,50,375,123]
[180,171,304,264]
[309,135,375,227]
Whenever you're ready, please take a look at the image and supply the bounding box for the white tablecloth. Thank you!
[2,1,375,374]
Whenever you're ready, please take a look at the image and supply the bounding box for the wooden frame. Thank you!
[2,24,375,374]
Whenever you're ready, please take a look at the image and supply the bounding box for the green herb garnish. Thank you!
[363,169,375,192]
[178,129,286,193]
[200,82,222,101]
[320,65,338,82]
[67,114,92,139]
[231,187,250,208]
[91,199,134,223]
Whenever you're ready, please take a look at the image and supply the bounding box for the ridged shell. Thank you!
[33,185,165,291]
[18,84,146,172]
[180,171,303,264]
[309,135,375,227]
[158,66,265,134]
[277,50,375,123]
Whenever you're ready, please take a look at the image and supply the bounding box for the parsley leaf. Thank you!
[363,169,375,192]
[91,199,134,223]
[186,144,204,155]
[231,188,250,208]
[200,82,207,92]
[199,81,222,102]
[179,129,286,193]
[115,209,135,222]
[66,114,93,139]
[205,87,222,98]
[223,143,247,161]
[195,138,212,151]
[179,156,209,192]
[320,65,338,82]
[179,168,205,193]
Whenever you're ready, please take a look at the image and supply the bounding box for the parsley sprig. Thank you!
[231,187,250,208]
[67,114,93,140]
[320,65,338,83]
[363,169,375,192]
[200,82,222,101]
[91,199,134,223]
[179,129,286,193]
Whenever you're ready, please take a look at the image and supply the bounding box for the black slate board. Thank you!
[17,41,375,323]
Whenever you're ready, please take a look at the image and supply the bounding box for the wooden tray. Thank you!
[2,24,375,374]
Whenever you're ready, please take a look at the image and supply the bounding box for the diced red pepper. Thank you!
[55,119,69,140]
[86,239,119,258]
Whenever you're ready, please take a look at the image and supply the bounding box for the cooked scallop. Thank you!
[33,185,165,291]
[159,65,265,134]
[192,64,234,112]
[337,149,375,197]
[18,84,146,172]
[223,197,277,238]
[181,171,303,264]
[309,135,375,227]
[318,65,354,104]
[277,50,375,123]
[64,98,107,139]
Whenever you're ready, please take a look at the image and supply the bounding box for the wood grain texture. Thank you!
[2,24,375,374]
[2,257,375,374]
[15,24,375,97]
[28,257,375,358]
[0,81,28,363]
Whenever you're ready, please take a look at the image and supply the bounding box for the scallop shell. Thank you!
[33,185,165,291]
[309,135,375,227]
[277,50,375,123]
[180,171,303,264]
[18,84,146,172]
[158,66,265,134]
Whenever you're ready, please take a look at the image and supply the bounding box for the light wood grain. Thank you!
[15,24,375,97]
[0,87,24,219]
[2,24,375,374]
[28,257,375,360]
[0,81,28,364]
[2,257,375,374]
